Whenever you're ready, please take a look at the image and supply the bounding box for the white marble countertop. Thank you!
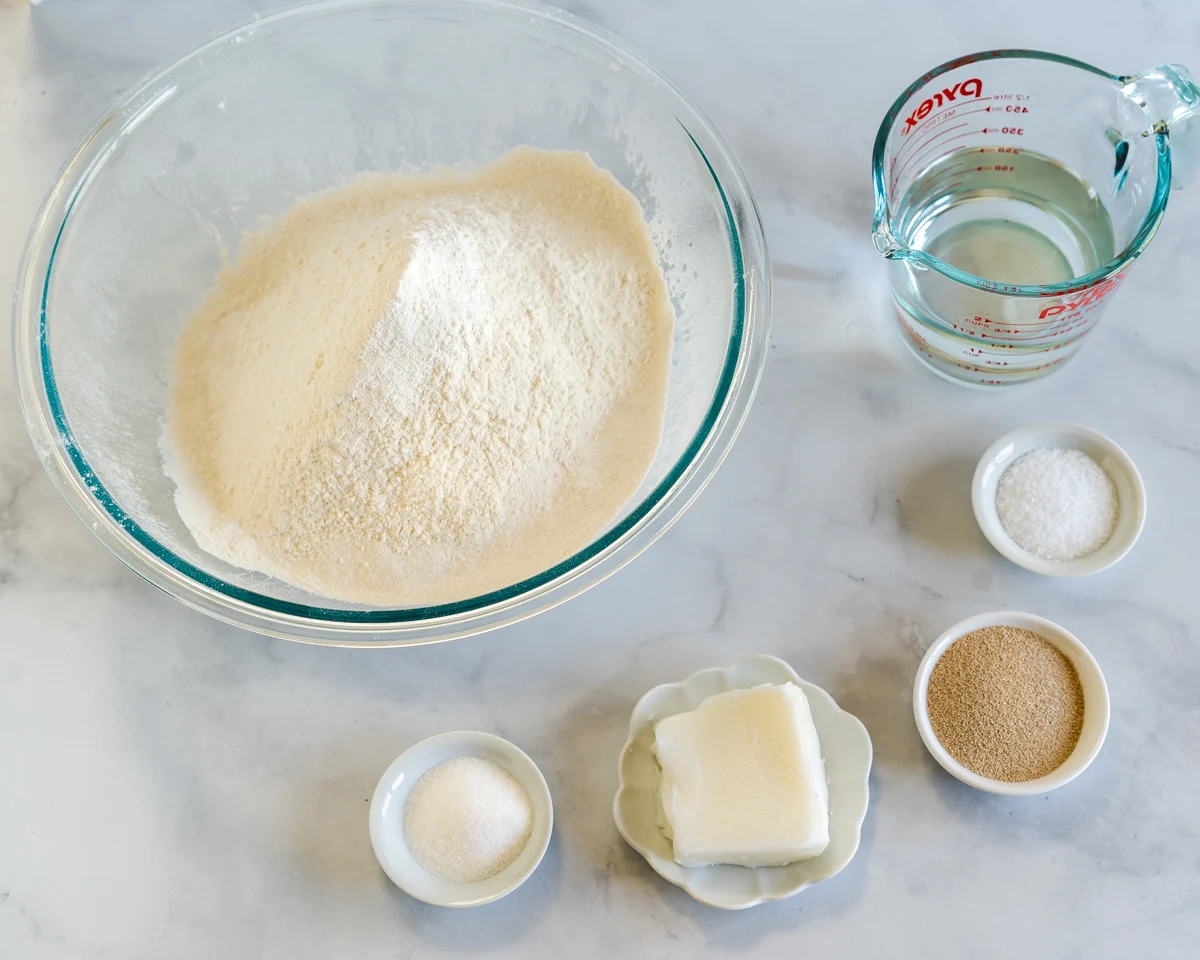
[2,0,1199,956]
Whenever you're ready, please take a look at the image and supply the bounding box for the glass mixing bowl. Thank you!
[12,0,770,646]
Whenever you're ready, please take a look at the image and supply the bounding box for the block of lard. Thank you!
[653,681,829,868]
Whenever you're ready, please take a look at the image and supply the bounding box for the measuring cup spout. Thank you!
[872,223,902,258]
[1123,64,1200,185]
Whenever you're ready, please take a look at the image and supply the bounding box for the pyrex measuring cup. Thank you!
[872,50,1199,386]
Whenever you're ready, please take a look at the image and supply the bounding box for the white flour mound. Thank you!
[166,148,674,606]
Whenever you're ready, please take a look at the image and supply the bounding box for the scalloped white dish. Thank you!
[613,655,872,909]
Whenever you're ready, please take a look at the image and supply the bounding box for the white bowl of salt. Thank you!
[369,731,553,907]
[972,421,1146,577]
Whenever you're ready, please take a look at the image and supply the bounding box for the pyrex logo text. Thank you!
[902,78,984,134]
[1037,275,1122,320]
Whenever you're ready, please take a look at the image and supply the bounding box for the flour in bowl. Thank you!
[166,148,673,606]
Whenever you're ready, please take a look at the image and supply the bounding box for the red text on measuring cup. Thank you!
[1037,273,1125,320]
[902,78,984,134]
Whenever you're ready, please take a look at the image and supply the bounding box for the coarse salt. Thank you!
[995,447,1118,562]
[403,756,533,884]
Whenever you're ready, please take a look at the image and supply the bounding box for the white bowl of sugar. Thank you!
[972,421,1147,577]
[369,731,553,907]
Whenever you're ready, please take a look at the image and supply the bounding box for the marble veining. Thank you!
[1,1,1199,957]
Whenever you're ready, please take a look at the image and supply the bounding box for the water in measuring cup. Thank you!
[897,147,1115,282]
[890,147,1117,382]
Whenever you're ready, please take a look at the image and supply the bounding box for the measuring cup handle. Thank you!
[1123,64,1200,186]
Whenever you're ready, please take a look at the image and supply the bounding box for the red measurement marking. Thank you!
[891,129,979,191]
[909,162,970,193]
[890,122,969,190]
[949,306,1111,338]
[952,106,992,121]
[897,102,995,153]
[934,162,970,176]
[974,318,1067,330]
[961,322,1099,349]
[905,121,969,158]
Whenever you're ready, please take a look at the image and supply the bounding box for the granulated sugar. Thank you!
[926,625,1085,782]
[995,447,1118,561]
[403,756,534,884]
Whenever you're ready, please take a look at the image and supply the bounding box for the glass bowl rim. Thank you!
[12,0,772,645]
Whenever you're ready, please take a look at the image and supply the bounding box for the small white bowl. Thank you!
[613,654,872,910]
[913,611,1110,796]
[972,421,1146,576]
[369,731,553,907]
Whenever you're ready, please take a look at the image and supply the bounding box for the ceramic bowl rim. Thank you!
[971,420,1147,577]
[368,729,553,907]
[912,611,1111,796]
